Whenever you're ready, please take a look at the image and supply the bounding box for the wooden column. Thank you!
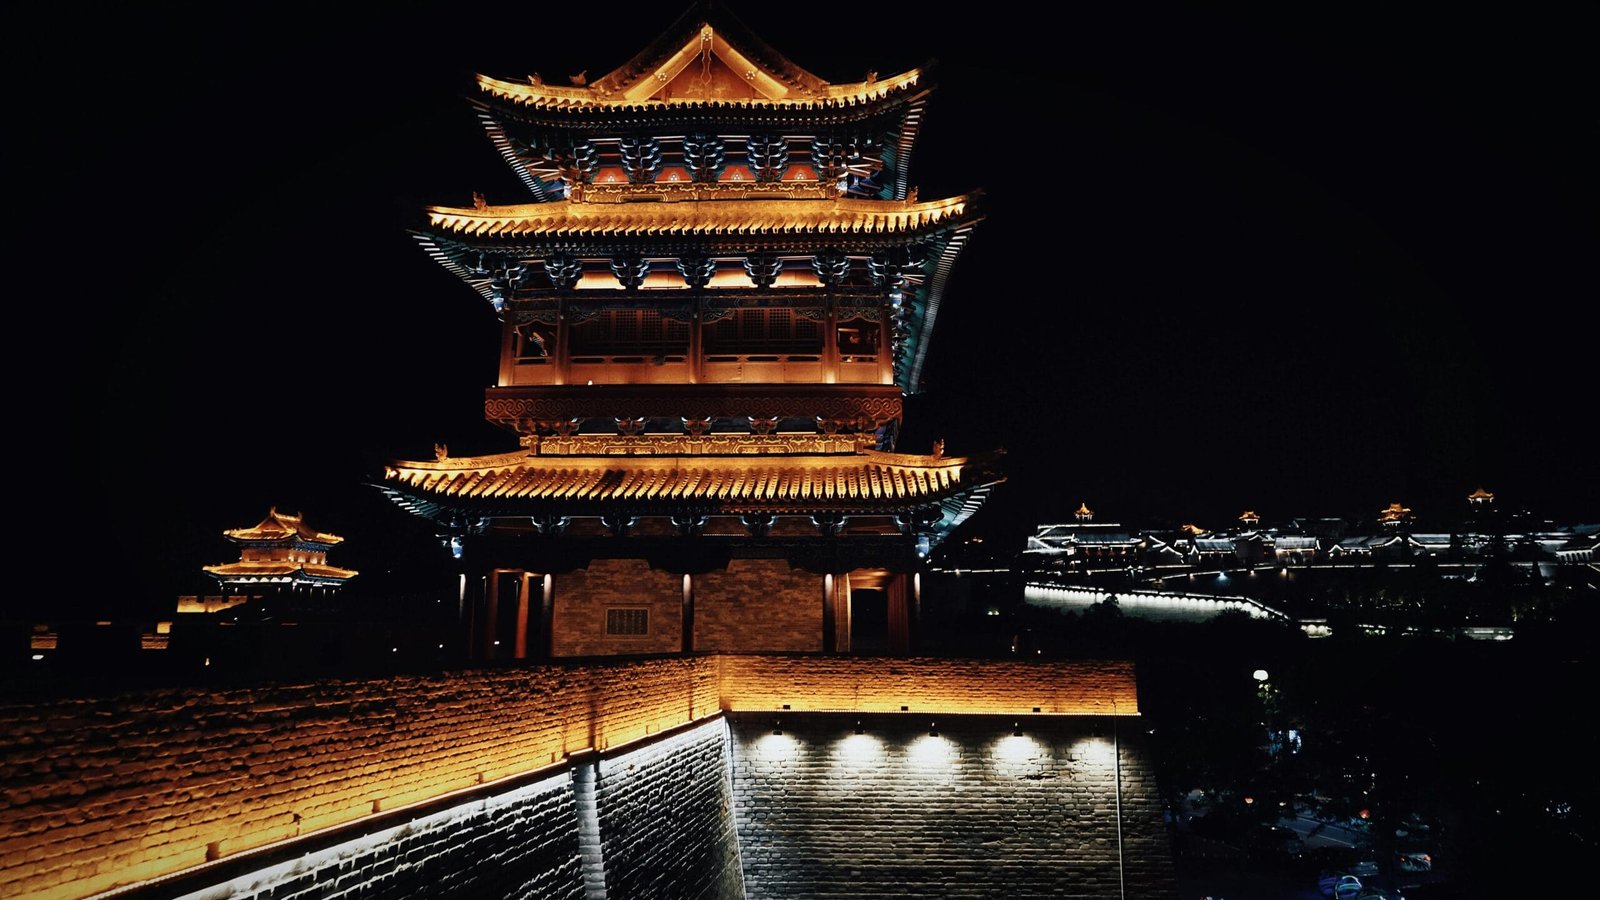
[832,573,852,653]
[498,319,515,386]
[822,573,836,653]
[555,297,571,385]
[689,298,703,384]
[682,574,695,653]
[912,571,922,651]
[878,310,894,385]
[513,571,532,659]
[540,574,556,659]
[823,297,839,384]
[887,573,911,655]
[461,572,479,662]
[483,571,502,660]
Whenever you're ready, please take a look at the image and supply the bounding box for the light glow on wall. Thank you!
[993,733,1042,764]
[756,731,798,760]
[833,732,884,767]
[908,734,954,768]
[1073,736,1116,766]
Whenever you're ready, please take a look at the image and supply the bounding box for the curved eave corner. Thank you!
[929,450,1006,546]
[902,215,982,394]
[473,106,561,202]
[410,231,503,317]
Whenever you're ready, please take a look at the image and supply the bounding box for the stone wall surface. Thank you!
[693,561,823,653]
[0,656,1148,899]
[169,770,585,900]
[729,713,1176,899]
[551,560,684,657]
[718,655,1139,716]
[0,657,719,899]
[595,720,745,899]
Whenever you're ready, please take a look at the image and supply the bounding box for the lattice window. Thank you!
[704,308,822,355]
[569,309,689,357]
[605,607,649,636]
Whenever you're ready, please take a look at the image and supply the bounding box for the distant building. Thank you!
[1555,529,1599,563]
[1378,502,1414,529]
[201,507,357,599]
[1024,508,1145,571]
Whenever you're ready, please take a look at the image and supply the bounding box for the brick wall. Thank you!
[595,718,745,899]
[167,770,585,900]
[551,559,684,657]
[0,657,720,899]
[729,713,1176,899]
[0,656,1143,899]
[719,656,1140,716]
[694,561,823,653]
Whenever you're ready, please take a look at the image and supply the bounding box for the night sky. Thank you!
[23,2,1596,618]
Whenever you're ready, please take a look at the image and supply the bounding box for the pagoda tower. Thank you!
[201,507,357,597]
[381,2,1002,660]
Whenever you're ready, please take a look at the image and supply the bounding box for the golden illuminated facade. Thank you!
[383,2,1001,659]
[202,508,357,593]
[1378,502,1415,528]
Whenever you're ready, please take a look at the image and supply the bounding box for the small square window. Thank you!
[606,607,649,636]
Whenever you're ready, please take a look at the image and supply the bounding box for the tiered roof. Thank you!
[222,508,345,545]
[424,194,975,240]
[204,509,357,587]
[382,446,1001,539]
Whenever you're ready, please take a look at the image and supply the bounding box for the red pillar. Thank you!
[513,571,532,660]
[887,573,910,655]
[483,571,501,660]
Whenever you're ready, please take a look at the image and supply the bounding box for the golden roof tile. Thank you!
[201,561,359,580]
[223,508,345,545]
[383,447,984,510]
[476,9,925,113]
[478,66,924,111]
[425,194,976,239]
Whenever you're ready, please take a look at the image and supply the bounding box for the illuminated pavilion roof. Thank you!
[1378,502,1414,524]
[201,560,358,583]
[381,446,1002,535]
[223,508,345,546]
[476,3,925,113]
[424,194,976,240]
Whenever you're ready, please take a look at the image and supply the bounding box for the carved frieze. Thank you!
[487,391,902,429]
[534,433,875,456]
[580,180,833,203]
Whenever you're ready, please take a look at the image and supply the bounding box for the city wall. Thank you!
[0,656,1141,899]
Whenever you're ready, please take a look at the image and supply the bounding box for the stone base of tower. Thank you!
[692,559,824,653]
[549,559,686,657]
[467,558,920,660]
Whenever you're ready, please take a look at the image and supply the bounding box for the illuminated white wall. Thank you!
[727,713,1176,899]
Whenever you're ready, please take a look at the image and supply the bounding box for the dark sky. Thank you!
[22,2,1597,617]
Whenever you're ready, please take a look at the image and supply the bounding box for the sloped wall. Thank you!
[169,771,586,900]
[595,719,745,899]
